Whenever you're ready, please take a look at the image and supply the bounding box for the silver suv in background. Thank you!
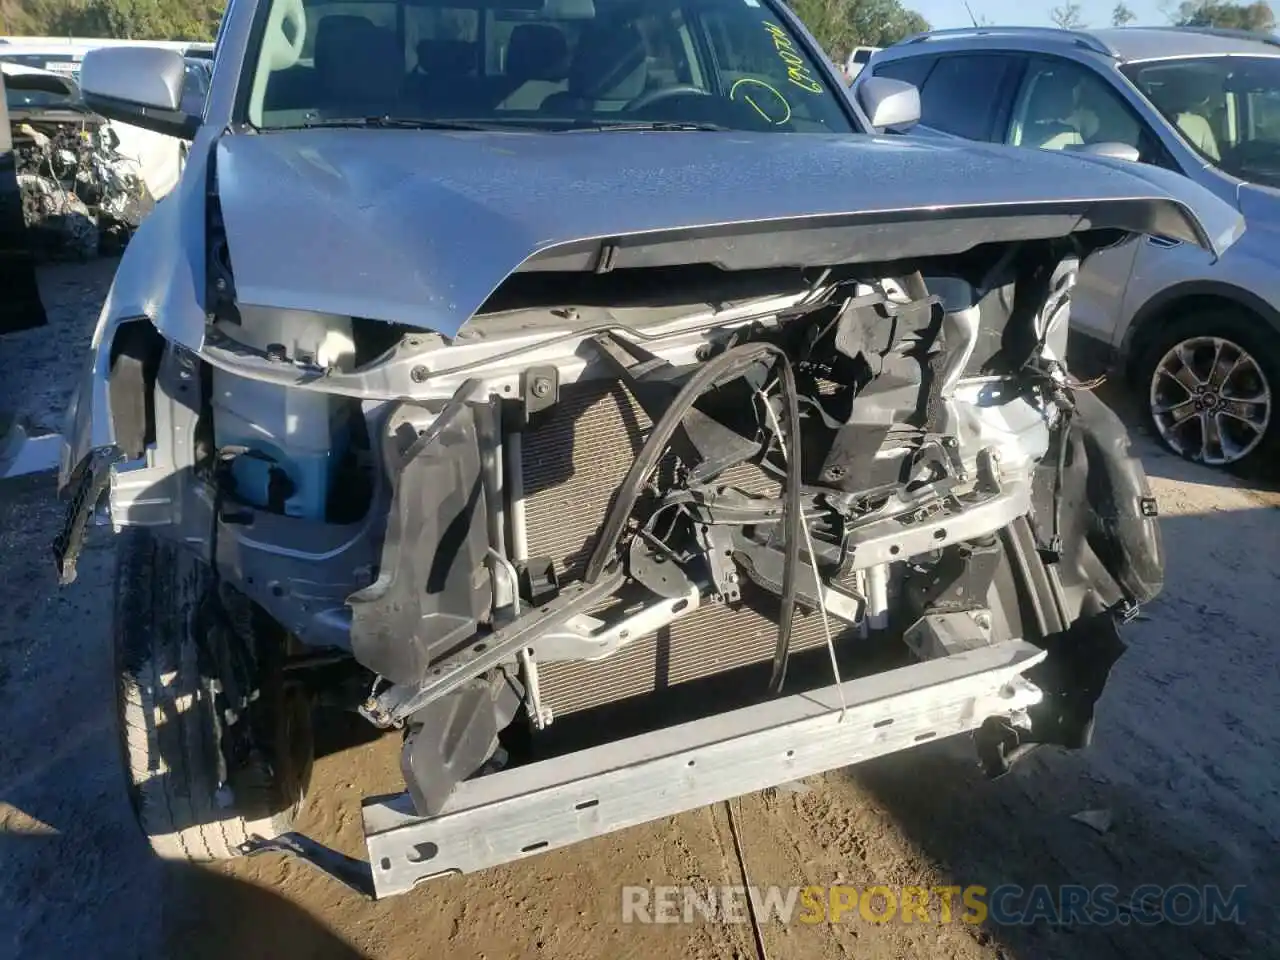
[864,26,1280,470]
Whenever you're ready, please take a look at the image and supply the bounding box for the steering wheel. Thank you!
[1219,140,1280,179]
[625,85,712,112]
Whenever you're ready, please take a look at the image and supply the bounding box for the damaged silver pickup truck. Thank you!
[57,0,1241,898]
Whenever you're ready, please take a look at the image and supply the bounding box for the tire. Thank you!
[113,527,313,861]
[1133,305,1280,471]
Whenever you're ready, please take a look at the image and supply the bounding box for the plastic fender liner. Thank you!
[400,671,523,817]
[347,391,493,686]
[107,319,166,460]
[981,521,1128,777]
[1072,389,1164,606]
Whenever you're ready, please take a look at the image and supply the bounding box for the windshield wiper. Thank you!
[561,121,732,133]
[271,116,515,132]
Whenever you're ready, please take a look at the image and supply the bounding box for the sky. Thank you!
[910,0,1276,31]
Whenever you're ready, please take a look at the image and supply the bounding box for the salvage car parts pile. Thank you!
[4,63,152,260]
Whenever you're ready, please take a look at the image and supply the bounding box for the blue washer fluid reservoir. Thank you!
[211,308,357,520]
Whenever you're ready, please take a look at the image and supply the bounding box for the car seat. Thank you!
[314,15,403,117]
[1023,75,1084,150]
[1176,111,1220,160]
[1147,72,1220,160]
[541,21,648,114]
[496,25,570,111]
[402,39,488,113]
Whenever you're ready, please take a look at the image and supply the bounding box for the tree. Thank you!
[789,0,932,59]
[1049,2,1087,29]
[1174,0,1276,31]
[1112,2,1137,25]
[15,0,225,41]
[0,0,36,33]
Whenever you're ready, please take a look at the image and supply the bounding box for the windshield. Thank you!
[182,59,213,116]
[1122,56,1280,188]
[0,54,82,109]
[243,0,856,133]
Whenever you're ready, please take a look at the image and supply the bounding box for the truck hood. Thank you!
[214,129,1244,338]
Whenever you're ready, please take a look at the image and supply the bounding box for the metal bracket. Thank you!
[628,533,697,599]
[846,480,1031,568]
[360,572,625,728]
[362,640,1045,898]
[533,583,703,662]
[521,365,559,421]
[241,832,375,898]
[695,518,740,603]
[939,435,968,481]
[904,610,994,659]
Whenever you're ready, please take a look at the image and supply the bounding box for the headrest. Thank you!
[314,16,402,110]
[1027,76,1076,120]
[568,21,647,101]
[1151,73,1211,113]
[506,24,569,83]
[416,39,478,77]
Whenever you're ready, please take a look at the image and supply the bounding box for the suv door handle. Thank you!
[1146,235,1182,249]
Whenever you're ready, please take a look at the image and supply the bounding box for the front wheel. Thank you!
[1134,306,1279,470]
[113,528,314,860]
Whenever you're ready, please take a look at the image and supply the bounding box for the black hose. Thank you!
[582,342,804,695]
[766,356,804,695]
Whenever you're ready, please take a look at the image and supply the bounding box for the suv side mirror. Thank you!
[79,46,199,140]
[856,77,921,132]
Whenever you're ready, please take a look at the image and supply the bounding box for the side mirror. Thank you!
[79,46,199,140]
[856,76,921,132]
[1065,141,1142,163]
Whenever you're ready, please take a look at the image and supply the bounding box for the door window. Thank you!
[872,55,934,90]
[916,54,1022,141]
[1012,57,1164,164]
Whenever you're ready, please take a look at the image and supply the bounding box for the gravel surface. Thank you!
[2,263,1277,960]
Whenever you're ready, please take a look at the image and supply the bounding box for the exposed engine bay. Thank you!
[64,231,1162,839]
[46,0,1240,893]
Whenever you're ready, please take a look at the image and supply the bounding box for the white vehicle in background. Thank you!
[0,38,211,201]
[844,46,881,82]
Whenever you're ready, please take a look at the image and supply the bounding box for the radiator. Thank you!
[520,378,859,718]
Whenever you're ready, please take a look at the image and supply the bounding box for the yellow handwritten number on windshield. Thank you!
[763,21,824,94]
[729,78,792,125]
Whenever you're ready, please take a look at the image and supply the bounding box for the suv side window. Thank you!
[872,55,935,90]
[915,54,1024,141]
[1011,56,1172,166]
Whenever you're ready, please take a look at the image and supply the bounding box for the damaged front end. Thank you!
[57,131,1236,896]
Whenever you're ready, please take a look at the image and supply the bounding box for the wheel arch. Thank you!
[1121,280,1280,382]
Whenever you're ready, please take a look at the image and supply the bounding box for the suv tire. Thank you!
[1134,305,1280,472]
[114,527,313,860]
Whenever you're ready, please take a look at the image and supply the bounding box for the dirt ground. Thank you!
[2,261,1278,960]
